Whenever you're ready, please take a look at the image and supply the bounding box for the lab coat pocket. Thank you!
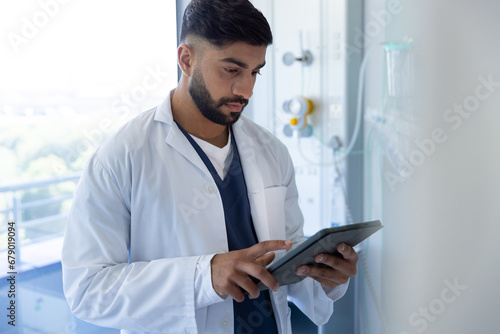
[263,186,287,241]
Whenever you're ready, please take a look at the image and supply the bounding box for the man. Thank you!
[62,0,358,333]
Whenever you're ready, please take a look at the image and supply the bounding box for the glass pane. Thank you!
[0,1,178,332]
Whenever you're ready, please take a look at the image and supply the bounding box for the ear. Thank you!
[178,43,196,77]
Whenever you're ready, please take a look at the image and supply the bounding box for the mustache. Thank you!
[217,97,249,107]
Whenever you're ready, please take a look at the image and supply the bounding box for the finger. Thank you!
[254,251,275,267]
[247,240,292,259]
[296,265,350,286]
[239,261,280,292]
[315,253,357,276]
[225,282,246,302]
[337,243,359,263]
[307,273,349,288]
[236,275,261,299]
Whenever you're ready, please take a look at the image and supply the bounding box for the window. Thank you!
[0,1,178,332]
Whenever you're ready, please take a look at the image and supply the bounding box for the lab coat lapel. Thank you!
[233,120,271,242]
[154,94,213,179]
[164,124,213,178]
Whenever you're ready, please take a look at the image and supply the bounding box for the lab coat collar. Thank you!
[152,92,253,182]
[153,90,249,129]
[153,90,175,125]
[155,92,213,179]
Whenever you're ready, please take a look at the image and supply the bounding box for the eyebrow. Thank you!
[220,57,266,70]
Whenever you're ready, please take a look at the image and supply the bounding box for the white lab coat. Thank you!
[62,95,348,334]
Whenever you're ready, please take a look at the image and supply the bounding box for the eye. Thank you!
[224,68,238,74]
[252,70,262,76]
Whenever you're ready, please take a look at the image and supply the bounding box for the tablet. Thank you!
[256,220,383,290]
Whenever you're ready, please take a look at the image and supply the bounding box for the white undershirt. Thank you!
[191,131,233,180]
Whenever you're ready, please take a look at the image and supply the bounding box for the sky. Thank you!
[0,0,178,96]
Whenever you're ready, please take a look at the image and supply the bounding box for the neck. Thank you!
[171,82,229,148]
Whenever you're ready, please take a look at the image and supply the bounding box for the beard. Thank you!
[188,67,248,126]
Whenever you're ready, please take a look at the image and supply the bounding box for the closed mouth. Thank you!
[225,103,244,112]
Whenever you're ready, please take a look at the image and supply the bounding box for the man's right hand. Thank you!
[211,240,293,302]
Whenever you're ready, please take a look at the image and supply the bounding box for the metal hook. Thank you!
[283,50,314,66]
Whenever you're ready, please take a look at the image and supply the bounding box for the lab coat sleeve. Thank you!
[194,254,227,308]
[62,155,222,333]
[288,278,349,326]
[279,147,349,326]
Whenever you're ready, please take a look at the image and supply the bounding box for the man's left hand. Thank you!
[295,243,359,288]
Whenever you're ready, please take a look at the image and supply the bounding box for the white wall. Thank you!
[363,0,500,333]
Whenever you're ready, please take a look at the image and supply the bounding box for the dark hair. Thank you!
[180,0,273,47]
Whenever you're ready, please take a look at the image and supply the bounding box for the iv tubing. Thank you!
[335,45,380,160]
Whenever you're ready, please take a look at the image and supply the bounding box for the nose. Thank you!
[232,74,254,100]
